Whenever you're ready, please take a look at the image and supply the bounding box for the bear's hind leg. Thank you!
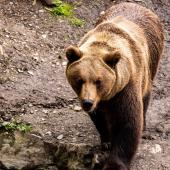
[143,92,151,130]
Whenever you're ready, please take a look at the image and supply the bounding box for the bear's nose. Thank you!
[82,99,94,111]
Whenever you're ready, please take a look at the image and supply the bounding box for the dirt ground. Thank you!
[0,0,169,170]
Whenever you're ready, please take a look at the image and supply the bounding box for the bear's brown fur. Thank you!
[66,3,164,170]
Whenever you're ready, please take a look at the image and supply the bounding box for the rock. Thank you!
[30,110,34,114]
[62,61,67,66]
[9,2,13,5]
[17,69,24,73]
[149,144,162,154]
[42,109,48,114]
[39,9,44,13]
[33,56,39,61]
[156,120,170,134]
[0,131,102,170]
[27,70,34,75]
[28,103,33,107]
[0,45,4,55]
[42,34,47,39]
[57,134,63,140]
[142,132,157,140]
[43,0,56,6]
[73,105,82,112]
[46,131,52,136]
[100,11,105,16]
[0,132,53,169]
[1,114,12,121]
[56,62,60,66]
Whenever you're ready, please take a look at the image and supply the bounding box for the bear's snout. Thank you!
[82,99,94,112]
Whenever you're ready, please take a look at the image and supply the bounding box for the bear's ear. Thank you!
[66,46,82,63]
[104,51,121,68]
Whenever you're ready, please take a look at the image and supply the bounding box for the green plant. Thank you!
[16,123,32,133]
[69,17,85,27]
[49,0,74,17]
[0,121,32,133]
[47,0,85,27]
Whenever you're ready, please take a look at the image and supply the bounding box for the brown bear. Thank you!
[65,2,164,170]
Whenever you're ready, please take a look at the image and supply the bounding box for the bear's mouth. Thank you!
[82,104,94,112]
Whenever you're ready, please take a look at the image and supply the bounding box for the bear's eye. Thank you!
[77,78,84,86]
[96,79,101,89]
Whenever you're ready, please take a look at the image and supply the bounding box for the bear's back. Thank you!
[97,3,164,80]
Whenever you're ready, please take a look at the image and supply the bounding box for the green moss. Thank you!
[0,121,32,133]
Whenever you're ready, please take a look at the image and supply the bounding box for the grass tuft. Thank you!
[0,121,32,133]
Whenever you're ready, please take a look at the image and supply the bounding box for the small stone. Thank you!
[28,103,33,107]
[39,9,44,13]
[69,104,73,109]
[52,110,57,114]
[42,34,47,39]
[33,56,39,61]
[30,110,34,114]
[0,45,4,55]
[56,62,60,66]
[73,105,82,111]
[21,108,25,112]
[46,131,52,136]
[100,11,105,16]
[156,120,170,134]
[93,154,100,164]
[156,124,164,133]
[27,70,34,75]
[62,61,67,66]
[31,133,42,139]
[17,69,24,73]
[57,134,64,140]
[149,144,162,154]
[2,114,12,121]
[76,132,80,136]
[42,109,48,114]
[72,137,76,142]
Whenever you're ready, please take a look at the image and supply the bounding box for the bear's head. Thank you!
[65,45,122,113]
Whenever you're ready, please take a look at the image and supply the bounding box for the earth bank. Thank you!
[0,0,169,169]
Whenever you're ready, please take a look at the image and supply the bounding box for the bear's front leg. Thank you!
[89,110,111,150]
[103,84,143,170]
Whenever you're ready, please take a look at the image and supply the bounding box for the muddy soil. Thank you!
[0,0,169,170]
